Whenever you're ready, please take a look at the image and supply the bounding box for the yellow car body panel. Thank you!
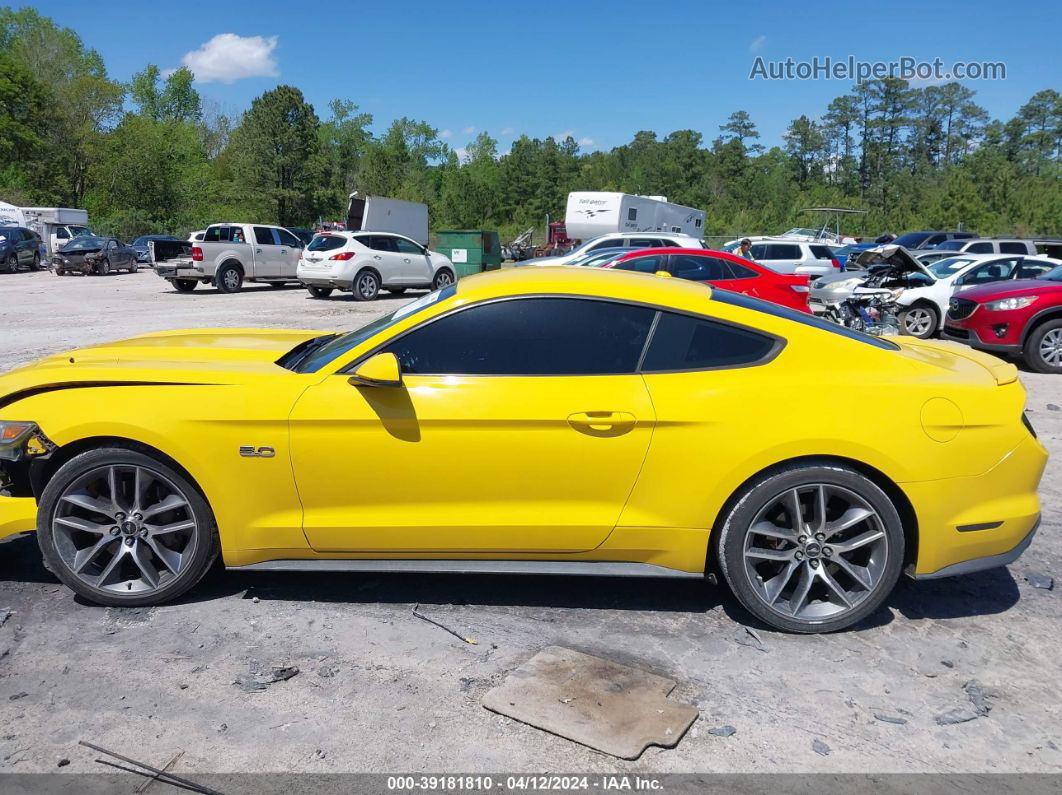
[0,267,1047,581]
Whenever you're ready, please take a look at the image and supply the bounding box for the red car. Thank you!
[601,248,811,312]
[941,261,1062,373]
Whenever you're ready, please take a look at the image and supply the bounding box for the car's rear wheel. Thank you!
[128,259,138,273]
[899,304,938,338]
[352,269,380,301]
[2,254,15,273]
[37,448,219,607]
[1025,319,1062,374]
[172,279,197,293]
[307,285,333,299]
[99,258,110,276]
[717,463,904,634]
[215,263,243,293]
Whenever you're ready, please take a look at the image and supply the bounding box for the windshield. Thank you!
[68,226,93,237]
[892,232,931,248]
[927,257,978,278]
[292,285,457,373]
[61,236,106,251]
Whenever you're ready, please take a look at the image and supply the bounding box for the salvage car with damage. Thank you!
[52,236,139,276]
[0,267,1047,633]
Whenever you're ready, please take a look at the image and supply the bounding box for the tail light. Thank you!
[329,251,355,260]
[191,246,203,262]
[791,285,810,293]
[831,257,841,269]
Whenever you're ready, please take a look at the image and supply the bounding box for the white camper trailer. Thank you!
[564,192,705,242]
[21,207,93,255]
[346,192,429,246]
[0,201,26,227]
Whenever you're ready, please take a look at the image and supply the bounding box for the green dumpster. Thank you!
[435,230,501,278]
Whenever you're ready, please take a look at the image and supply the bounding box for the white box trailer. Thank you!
[21,207,93,255]
[564,192,705,242]
[346,192,429,246]
[0,201,26,227]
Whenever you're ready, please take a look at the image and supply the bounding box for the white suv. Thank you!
[297,232,456,301]
[529,232,707,266]
[747,241,839,277]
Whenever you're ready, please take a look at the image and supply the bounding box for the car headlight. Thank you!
[825,278,863,291]
[0,421,53,461]
[985,296,1037,312]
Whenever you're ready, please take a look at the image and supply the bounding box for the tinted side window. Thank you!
[254,227,276,245]
[613,255,663,273]
[809,245,834,260]
[964,259,1016,284]
[370,236,398,252]
[277,229,300,247]
[642,312,776,371]
[925,234,946,246]
[385,298,655,375]
[965,242,992,253]
[6,229,21,242]
[767,244,801,260]
[56,228,70,239]
[1017,259,1055,279]
[629,238,662,248]
[670,255,727,281]
[749,244,768,260]
[589,238,623,251]
[724,261,758,279]
[204,226,233,243]
[394,238,423,254]
[999,242,1028,255]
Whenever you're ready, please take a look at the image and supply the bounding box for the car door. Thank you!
[955,258,1019,291]
[761,243,803,274]
[393,236,433,285]
[252,226,282,277]
[275,228,303,277]
[1016,259,1057,280]
[364,235,406,284]
[289,297,657,552]
[668,253,737,288]
[7,228,26,266]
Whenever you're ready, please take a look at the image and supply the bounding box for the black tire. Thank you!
[432,269,455,290]
[30,252,41,272]
[386,287,407,295]
[2,254,15,273]
[99,258,110,276]
[128,259,138,273]
[352,269,380,301]
[172,279,197,293]
[36,448,220,607]
[267,281,285,288]
[716,462,905,634]
[899,304,938,339]
[307,285,333,299]
[1024,318,1062,374]
[215,263,243,293]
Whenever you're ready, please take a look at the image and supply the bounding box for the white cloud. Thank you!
[454,147,470,163]
[578,136,594,147]
[907,74,950,88]
[440,129,453,138]
[749,35,766,53]
[181,33,279,84]
[551,130,575,142]
[500,126,515,135]
[462,126,476,134]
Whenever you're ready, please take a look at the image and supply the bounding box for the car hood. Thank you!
[851,244,932,278]
[0,329,327,403]
[57,246,102,256]
[954,278,1062,302]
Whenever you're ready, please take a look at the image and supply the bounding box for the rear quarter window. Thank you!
[641,312,778,371]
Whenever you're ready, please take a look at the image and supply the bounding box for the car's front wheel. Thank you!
[1025,319,1062,374]
[37,448,219,607]
[899,304,938,338]
[717,462,904,633]
[432,269,455,290]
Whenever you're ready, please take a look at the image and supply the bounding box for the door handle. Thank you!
[567,411,637,436]
[280,248,288,253]
[403,258,411,263]
[374,255,382,260]
[256,248,262,254]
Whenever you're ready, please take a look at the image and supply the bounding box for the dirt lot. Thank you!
[0,269,1060,777]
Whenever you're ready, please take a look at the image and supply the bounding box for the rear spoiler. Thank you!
[901,338,1018,385]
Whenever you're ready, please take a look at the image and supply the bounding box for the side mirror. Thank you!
[348,352,402,387]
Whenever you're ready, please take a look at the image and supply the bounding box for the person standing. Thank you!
[737,238,755,260]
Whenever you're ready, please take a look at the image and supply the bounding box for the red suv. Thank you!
[941,260,1062,373]
[601,248,811,312]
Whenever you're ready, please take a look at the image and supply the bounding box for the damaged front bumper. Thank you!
[0,495,37,541]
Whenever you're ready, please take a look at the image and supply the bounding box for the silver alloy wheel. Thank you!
[222,268,240,291]
[434,271,454,288]
[51,464,199,595]
[741,483,888,622]
[1040,328,1062,367]
[357,272,378,298]
[903,307,934,336]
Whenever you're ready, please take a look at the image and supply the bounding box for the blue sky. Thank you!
[27,0,1062,154]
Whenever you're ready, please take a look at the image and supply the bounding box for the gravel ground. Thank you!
[0,269,1060,776]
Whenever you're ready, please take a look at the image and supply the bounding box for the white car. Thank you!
[528,232,707,266]
[930,238,1037,256]
[743,240,839,278]
[896,253,1060,338]
[297,231,455,301]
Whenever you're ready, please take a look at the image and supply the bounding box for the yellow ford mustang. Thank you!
[0,267,1047,632]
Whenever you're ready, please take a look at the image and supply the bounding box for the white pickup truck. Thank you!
[153,223,304,293]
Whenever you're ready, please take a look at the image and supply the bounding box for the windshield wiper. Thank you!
[277,334,338,372]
